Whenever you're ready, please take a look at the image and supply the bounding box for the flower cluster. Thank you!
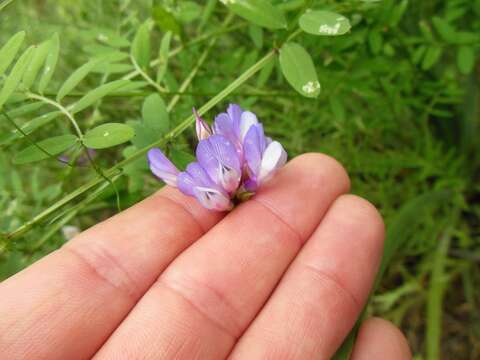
[147,104,287,211]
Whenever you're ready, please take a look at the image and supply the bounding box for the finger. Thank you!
[229,194,384,360]
[0,187,223,360]
[351,318,412,360]
[95,153,350,359]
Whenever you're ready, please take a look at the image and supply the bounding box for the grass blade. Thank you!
[426,231,451,360]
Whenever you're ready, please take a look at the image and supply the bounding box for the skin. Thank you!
[0,153,411,360]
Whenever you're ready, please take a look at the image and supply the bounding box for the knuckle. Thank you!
[62,241,141,299]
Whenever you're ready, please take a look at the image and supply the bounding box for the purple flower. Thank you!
[147,104,287,211]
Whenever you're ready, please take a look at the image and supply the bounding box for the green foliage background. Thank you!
[0,0,479,358]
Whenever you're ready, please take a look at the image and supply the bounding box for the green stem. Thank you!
[6,49,277,240]
[121,23,244,81]
[167,37,216,112]
[83,147,122,212]
[426,230,451,360]
[27,176,118,253]
[129,55,167,93]
[0,0,16,11]
[26,92,84,138]
[1,109,72,166]
[42,89,301,98]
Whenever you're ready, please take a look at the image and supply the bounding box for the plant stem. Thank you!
[0,0,16,12]
[122,23,244,81]
[26,92,84,138]
[167,37,215,112]
[1,109,72,166]
[129,55,167,93]
[426,230,451,360]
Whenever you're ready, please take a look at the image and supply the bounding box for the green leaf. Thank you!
[83,123,135,149]
[37,33,60,94]
[453,31,478,45]
[412,45,426,64]
[279,42,320,98]
[248,24,264,49]
[170,149,195,169]
[457,46,475,75]
[57,59,102,101]
[432,17,456,43]
[368,31,383,55]
[176,1,202,23]
[131,21,151,69]
[422,46,442,70]
[152,4,182,35]
[69,80,130,114]
[329,95,345,121]
[13,134,78,164]
[95,29,129,48]
[142,94,169,134]
[92,63,133,75]
[222,0,287,30]
[128,120,158,148]
[0,46,34,109]
[0,111,61,146]
[22,40,51,89]
[156,31,172,83]
[0,31,26,77]
[299,10,351,36]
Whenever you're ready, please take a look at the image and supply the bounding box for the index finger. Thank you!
[0,187,224,360]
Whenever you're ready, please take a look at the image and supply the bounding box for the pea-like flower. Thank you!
[147,104,287,211]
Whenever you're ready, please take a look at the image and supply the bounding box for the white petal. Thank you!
[258,141,287,182]
[239,111,259,141]
[150,166,178,187]
[217,164,241,194]
[193,186,233,211]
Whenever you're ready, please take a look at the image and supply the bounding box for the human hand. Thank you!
[0,154,411,359]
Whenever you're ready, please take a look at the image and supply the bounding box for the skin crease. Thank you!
[0,153,411,360]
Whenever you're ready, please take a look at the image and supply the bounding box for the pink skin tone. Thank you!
[0,154,411,360]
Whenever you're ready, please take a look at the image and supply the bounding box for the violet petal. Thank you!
[227,103,243,136]
[243,124,266,177]
[178,162,217,196]
[147,148,180,186]
[213,112,236,143]
[196,135,241,193]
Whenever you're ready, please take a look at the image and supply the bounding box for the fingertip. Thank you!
[290,152,351,193]
[351,317,412,360]
[333,194,385,253]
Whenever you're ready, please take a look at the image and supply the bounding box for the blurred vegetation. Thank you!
[0,0,479,358]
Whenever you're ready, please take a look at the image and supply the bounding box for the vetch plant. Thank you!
[0,2,361,358]
[148,104,287,211]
